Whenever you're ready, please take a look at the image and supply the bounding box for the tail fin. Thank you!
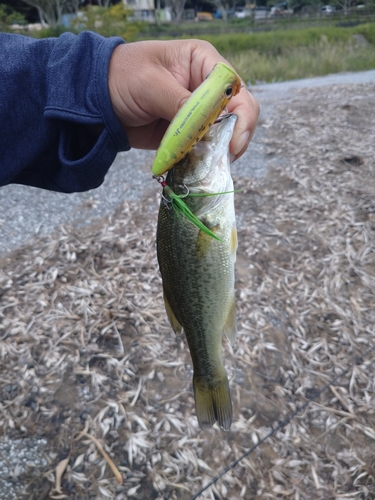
[193,373,232,430]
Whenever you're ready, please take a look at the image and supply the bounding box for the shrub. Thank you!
[229,35,375,84]
[70,4,142,40]
[200,26,355,56]
[0,3,26,32]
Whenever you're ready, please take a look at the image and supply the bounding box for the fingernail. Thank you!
[234,131,250,156]
[229,153,236,164]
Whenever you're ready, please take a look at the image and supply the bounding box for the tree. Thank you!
[0,3,26,30]
[70,3,139,39]
[1,0,37,22]
[164,0,187,23]
[20,0,80,27]
[209,0,228,20]
[96,0,112,6]
[206,0,239,22]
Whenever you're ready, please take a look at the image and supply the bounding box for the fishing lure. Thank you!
[151,62,241,177]
[153,64,241,238]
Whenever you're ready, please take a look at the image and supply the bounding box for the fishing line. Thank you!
[188,342,375,500]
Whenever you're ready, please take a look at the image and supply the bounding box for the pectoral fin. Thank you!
[163,292,183,335]
[230,225,238,257]
[196,224,220,260]
[223,296,237,345]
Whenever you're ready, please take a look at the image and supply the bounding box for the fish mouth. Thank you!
[194,112,237,182]
[167,113,237,217]
[208,113,238,146]
[166,113,237,198]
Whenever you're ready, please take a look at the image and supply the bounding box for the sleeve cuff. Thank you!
[55,126,121,192]
[43,31,131,191]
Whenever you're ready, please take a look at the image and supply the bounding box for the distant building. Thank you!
[122,0,155,21]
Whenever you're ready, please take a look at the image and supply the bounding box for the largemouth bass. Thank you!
[156,114,238,430]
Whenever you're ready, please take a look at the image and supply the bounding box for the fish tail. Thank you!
[193,372,232,430]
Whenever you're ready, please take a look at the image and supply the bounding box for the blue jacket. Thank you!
[0,31,130,192]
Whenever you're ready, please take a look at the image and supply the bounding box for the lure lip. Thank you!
[151,62,242,177]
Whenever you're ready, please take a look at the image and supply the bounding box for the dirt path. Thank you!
[0,72,374,499]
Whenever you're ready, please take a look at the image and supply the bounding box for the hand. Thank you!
[108,39,260,160]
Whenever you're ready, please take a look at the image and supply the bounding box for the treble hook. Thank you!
[153,174,190,208]
[152,174,170,207]
[179,183,190,199]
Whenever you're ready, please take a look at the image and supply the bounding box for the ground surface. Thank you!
[0,71,374,500]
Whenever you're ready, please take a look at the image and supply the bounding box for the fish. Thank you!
[151,62,241,177]
[156,113,238,430]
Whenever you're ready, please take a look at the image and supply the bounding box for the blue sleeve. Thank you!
[0,31,130,193]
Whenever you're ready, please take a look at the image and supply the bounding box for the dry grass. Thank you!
[230,37,375,84]
[0,81,375,499]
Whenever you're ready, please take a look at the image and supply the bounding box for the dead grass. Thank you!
[0,82,374,499]
[230,37,375,84]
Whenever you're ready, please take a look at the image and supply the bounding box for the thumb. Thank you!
[109,44,191,128]
[143,67,191,123]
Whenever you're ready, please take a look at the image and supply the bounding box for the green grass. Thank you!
[229,36,375,84]
[137,22,375,83]
[28,15,375,84]
[191,23,375,84]
[198,24,374,54]
[139,12,375,39]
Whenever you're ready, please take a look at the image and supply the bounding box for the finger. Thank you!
[109,42,192,128]
[186,40,230,88]
[124,119,170,150]
[228,86,260,160]
[176,40,260,159]
[139,65,192,123]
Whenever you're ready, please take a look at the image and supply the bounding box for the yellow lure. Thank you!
[151,62,241,177]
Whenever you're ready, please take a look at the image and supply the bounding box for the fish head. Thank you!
[167,113,238,196]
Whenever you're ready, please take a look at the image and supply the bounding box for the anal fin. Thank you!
[223,295,237,345]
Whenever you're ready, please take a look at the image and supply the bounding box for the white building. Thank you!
[123,0,155,22]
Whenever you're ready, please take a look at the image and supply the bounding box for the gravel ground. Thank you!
[0,70,374,500]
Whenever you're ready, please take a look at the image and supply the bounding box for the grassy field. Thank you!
[29,13,375,84]
[134,21,375,83]
[140,9,375,38]
[28,5,375,84]
[229,34,375,84]
[182,24,375,84]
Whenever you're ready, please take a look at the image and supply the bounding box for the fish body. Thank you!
[156,114,238,430]
[152,63,241,177]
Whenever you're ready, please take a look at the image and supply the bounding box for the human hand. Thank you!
[108,39,259,161]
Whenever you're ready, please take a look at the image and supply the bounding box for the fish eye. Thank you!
[225,87,233,97]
